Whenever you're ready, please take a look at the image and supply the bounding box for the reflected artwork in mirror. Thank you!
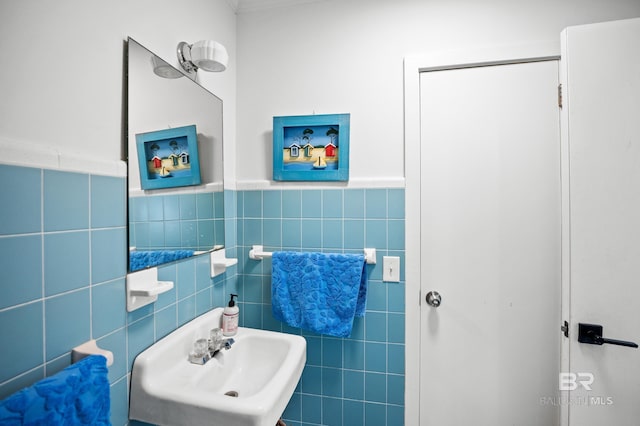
[127,38,224,272]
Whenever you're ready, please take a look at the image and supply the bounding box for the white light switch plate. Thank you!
[382,256,400,282]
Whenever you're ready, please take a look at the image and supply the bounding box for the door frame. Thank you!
[403,42,563,425]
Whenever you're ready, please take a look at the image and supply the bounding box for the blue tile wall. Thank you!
[236,187,405,426]
[0,165,41,235]
[0,164,237,426]
[43,170,90,231]
[1,166,405,426]
[129,191,225,252]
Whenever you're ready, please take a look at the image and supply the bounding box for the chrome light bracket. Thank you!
[177,41,197,73]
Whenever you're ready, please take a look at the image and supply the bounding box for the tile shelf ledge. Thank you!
[210,249,238,277]
[126,267,174,312]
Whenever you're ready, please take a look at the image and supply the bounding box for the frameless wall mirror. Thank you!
[127,38,224,272]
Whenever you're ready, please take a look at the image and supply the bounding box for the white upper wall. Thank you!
[0,0,236,182]
[2,0,639,188]
[236,0,640,187]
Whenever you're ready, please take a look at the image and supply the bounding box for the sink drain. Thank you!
[224,390,239,398]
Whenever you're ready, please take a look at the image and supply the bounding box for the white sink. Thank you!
[129,308,306,426]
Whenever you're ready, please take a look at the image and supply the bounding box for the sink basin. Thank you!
[129,307,306,426]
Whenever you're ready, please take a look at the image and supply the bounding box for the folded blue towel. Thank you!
[0,355,111,425]
[129,249,194,271]
[271,252,367,337]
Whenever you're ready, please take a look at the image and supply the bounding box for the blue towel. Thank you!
[129,249,194,271]
[0,355,110,425]
[271,252,367,337]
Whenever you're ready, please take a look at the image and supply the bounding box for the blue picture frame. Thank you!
[135,125,201,190]
[273,113,350,181]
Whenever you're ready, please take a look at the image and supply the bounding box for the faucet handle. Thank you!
[209,328,225,353]
[189,338,211,364]
[193,338,208,357]
[210,328,222,342]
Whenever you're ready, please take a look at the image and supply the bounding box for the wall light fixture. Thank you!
[177,40,229,73]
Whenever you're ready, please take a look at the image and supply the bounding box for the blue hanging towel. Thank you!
[0,355,111,425]
[271,251,367,337]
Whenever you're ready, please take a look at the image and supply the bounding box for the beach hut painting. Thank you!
[135,124,201,190]
[273,113,350,181]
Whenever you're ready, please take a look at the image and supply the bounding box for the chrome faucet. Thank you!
[189,328,235,365]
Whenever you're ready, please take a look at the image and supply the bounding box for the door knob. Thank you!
[578,323,638,348]
[426,291,442,307]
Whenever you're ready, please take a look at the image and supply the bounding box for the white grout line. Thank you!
[88,175,93,341]
[40,169,47,377]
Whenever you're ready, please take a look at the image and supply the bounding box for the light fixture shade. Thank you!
[190,40,229,72]
[151,56,184,79]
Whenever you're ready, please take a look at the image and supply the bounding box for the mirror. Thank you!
[127,38,224,272]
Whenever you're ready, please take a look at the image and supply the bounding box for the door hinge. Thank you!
[561,320,569,338]
[557,84,563,108]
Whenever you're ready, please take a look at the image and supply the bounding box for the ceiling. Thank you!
[228,0,325,13]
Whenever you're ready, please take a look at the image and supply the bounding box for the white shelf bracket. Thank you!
[210,249,238,277]
[126,267,174,312]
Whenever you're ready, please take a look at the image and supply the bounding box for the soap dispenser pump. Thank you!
[222,294,239,336]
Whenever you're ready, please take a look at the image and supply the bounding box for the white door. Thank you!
[419,61,561,425]
[561,18,640,426]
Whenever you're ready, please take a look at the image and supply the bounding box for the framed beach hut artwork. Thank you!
[135,124,202,190]
[273,113,350,181]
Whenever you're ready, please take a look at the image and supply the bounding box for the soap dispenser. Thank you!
[222,294,239,336]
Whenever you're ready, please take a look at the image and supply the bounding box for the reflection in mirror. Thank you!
[127,38,224,272]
